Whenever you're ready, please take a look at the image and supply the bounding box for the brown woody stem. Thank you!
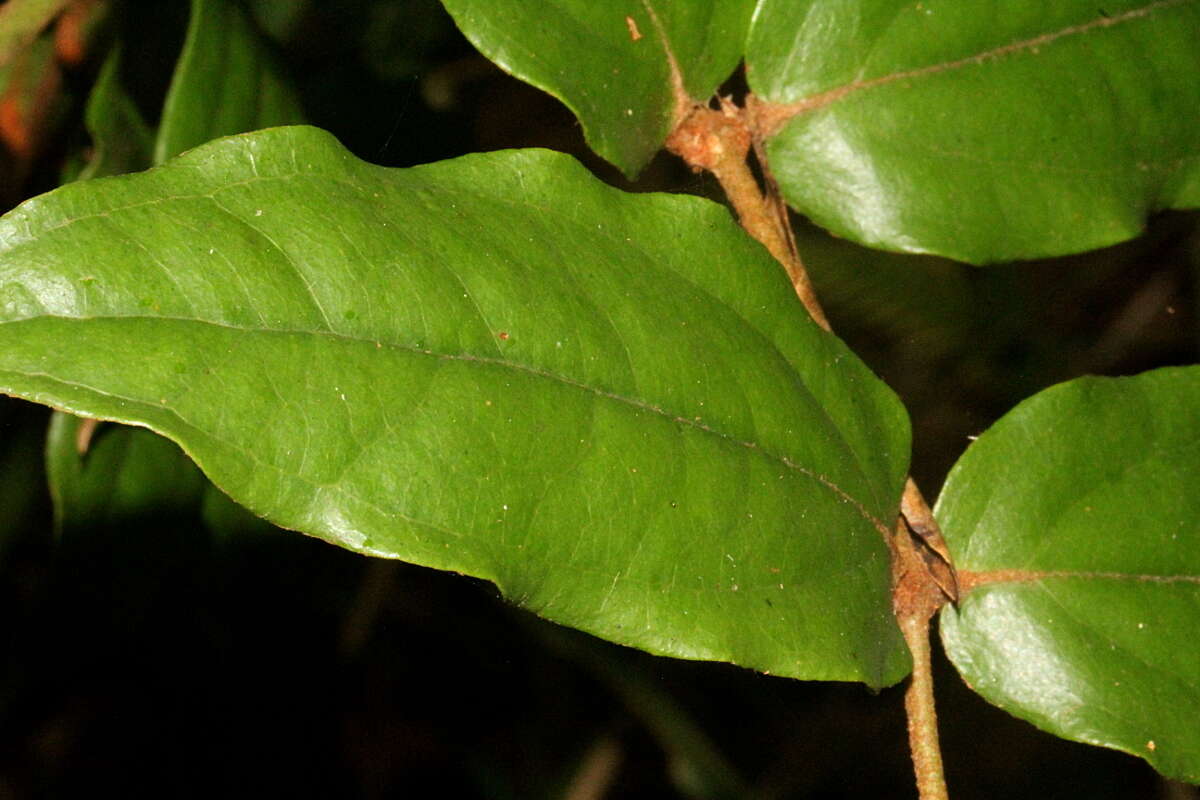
[665,91,955,799]
[665,103,831,331]
[891,511,953,800]
[900,608,950,800]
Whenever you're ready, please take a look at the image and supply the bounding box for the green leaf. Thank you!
[46,412,209,532]
[438,0,755,178]
[48,45,157,528]
[936,367,1200,782]
[45,412,276,542]
[747,0,1200,262]
[77,47,154,181]
[0,126,912,685]
[154,0,305,164]
[52,9,306,540]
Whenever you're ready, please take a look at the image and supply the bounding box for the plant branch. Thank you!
[665,101,831,331]
[891,517,952,800]
[665,91,959,799]
[900,606,950,800]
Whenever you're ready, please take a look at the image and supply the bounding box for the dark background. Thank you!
[0,1,1197,797]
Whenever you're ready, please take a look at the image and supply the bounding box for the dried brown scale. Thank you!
[900,477,960,603]
[664,104,749,173]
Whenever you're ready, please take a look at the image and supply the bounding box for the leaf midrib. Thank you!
[3,157,893,529]
[756,0,1192,133]
[0,313,889,534]
[962,569,1200,592]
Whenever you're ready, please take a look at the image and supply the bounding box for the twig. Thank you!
[891,515,952,800]
[665,101,831,331]
[900,609,950,800]
[663,87,957,799]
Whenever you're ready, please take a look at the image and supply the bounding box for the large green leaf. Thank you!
[50,12,308,539]
[936,367,1200,782]
[0,126,912,685]
[438,0,755,178]
[154,0,305,164]
[746,0,1200,262]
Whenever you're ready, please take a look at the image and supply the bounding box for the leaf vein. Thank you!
[3,314,888,534]
[758,0,1193,134]
[962,569,1200,591]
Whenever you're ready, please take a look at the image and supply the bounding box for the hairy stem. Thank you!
[900,610,949,800]
[665,103,831,330]
[665,93,956,799]
[891,511,953,800]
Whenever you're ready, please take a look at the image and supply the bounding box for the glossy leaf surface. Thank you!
[937,367,1200,782]
[50,11,307,537]
[439,0,755,178]
[0,126,912,684]
[154,0,305,164]
[747,0,1200,262]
